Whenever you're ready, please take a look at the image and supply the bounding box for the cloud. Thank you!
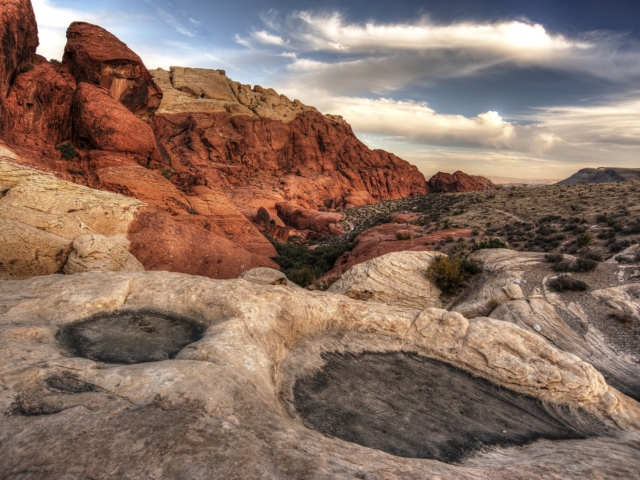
[252,31,288,46]
[156,9,195,37]
[32,0,98,59]
[245,11,640,95]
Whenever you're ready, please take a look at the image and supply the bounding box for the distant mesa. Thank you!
[557,167,640,186]
[427,171,496,193]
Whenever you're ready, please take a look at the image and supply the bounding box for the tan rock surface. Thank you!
[63,234,144,274]
[328,251,444,309]
[0,271,638,478]
[0,217,70,279]
[239,267,299,287]
[152,67,319,122]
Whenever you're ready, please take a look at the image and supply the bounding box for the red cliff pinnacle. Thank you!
[427,171,496,193]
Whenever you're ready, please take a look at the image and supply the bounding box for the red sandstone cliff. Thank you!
[0,1,491,280]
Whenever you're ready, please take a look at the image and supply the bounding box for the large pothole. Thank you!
[294,352,609,463]
[58,310,206,364]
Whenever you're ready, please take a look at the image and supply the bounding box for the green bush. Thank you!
[19,63,34,73]
[67,169,85,176]
[545,253,564,264]
[425,256,481,294]
[268,237,355,287]
[576,232,594,247]
[188,208,199,215]
[396,232,411,240]
[471,238,506,252]
[56,143,79,160]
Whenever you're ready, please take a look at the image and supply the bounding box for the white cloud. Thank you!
[252,31,288,46]
[32,0,98,59]
[157,9,195,37]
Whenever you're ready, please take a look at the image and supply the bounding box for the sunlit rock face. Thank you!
[1,271,639,478]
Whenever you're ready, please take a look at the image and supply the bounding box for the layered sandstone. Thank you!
[428,171,496,193]
[63,22,162,116]
[0,156,277,279]
[150,66,428,214]
[1,270,638,478]
[0,0,38,99]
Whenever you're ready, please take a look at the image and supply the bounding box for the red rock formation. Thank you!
[63,22,162,116]
[127,208,278,279]
[0,0,38,99]
[1,56,75,156]
[152,111,428,213]
[324,224,473,278]
[276,202,345,237]
[72,82,159,159]
[427,171,496,193]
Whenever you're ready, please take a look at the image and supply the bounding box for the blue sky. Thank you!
[33,0,640,180]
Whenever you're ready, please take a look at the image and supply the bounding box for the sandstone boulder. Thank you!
[0,271,638,478]
[63,22,162,116]
[328,251,444,309]
[72,83,158,158]
[1,57,75,157]
[63,234,144,274]
[276,202,344,236]
[428,171,496,193]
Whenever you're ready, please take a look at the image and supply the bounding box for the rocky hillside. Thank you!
[558,167,640,186]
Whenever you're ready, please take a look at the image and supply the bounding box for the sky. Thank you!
[32,0,640,180]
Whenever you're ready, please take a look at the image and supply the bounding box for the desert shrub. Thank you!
[377,215,393,225]
[187,208,199,215]
[609,311,634,324]
[471,238,506,252]
[269,238,355,287]
[461,258,482,275]
[161,168,174,180]
[485,297,501,315]
[552,257,598,273]
[471,229,479,236]
[549,275,588,292]
[444,236,454,243]
[287,235,301,243]
[545,253,564,263]
[580,250,603,262]
[66,169,85,176]
[425,257,466,293]
[609,239,631,253]
[55,143,78,160]
[539,215,561,224]
[576,232,594,247]
[18,63,34,73]
[396,232,411,240]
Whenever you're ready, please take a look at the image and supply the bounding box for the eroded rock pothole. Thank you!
[58,310,205,364]
[294,352,609,463]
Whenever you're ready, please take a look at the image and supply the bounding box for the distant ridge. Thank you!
[557,167,640,186]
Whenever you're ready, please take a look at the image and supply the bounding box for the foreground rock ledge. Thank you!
[1,272,639,479]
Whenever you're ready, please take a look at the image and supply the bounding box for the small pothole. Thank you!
[294,352,609,463]
[58,310,205,364]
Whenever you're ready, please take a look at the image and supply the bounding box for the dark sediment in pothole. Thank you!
[58,310,205,364]
[294,352,609,463]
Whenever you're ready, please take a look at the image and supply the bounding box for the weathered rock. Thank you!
[151,70,428,212]
[152,67,318,122]
[63,22,162,116]
[428,171,496,193]
[325,225,472,278]
[239,267,300,287]
[0,271,638,478]
[63,234,144,274]
[72,83,158,158]
[0,217,70,279]
[328,251,444,309]
[276,202,344,236]
[0,0,38,99]
[1,57,75,156]
[606,244,640,264]
[0,157,278,279]
[454,248,640,402]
